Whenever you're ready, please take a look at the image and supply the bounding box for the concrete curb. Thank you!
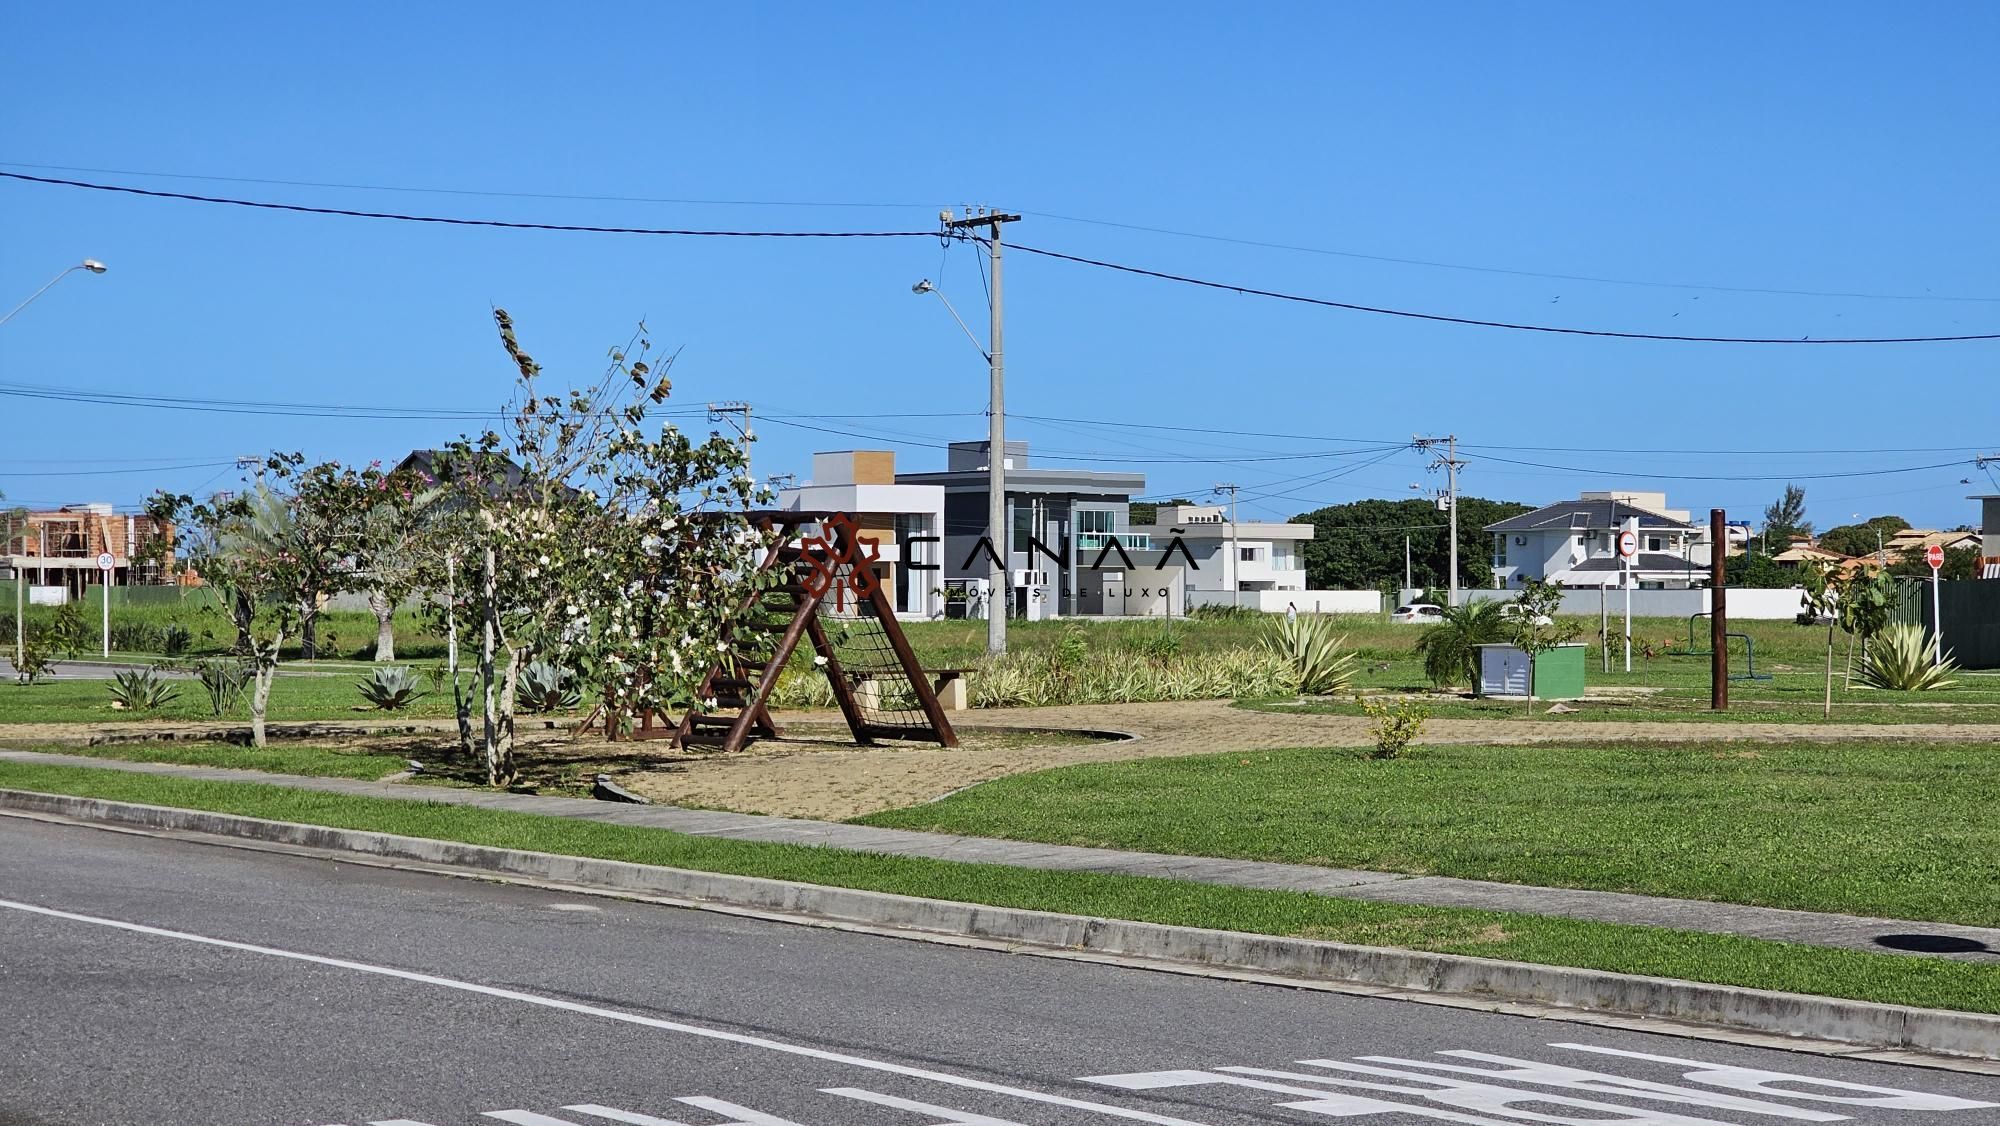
[5,786,1996,1064]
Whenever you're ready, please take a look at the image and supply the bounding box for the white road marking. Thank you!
[1353,1051,1847,1121]
[1551,1045,1999,1111]
[0,896,1216,1126]
[562,1105,694,1126]
[485,1113,588,1125]
[1085,1067,1536,1124]
[549,904,602,913]
[1229,1063,1747,1125]
[824,1087,1033,1124]
[672,1096,806,1124]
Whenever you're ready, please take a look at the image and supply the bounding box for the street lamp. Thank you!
[0,259,108,327]
[6,259,107,666]
[913,277,1006,652]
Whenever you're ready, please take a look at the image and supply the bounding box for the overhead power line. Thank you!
[15,170,1997,345]
[13,161,1990,304]
[1004,243,2000,345]
[0,171,936,238]
[1471,451,1973,482]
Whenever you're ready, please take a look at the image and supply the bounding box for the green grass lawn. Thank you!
[0,674,486,725]
[858,740,2000,928]
[7,742,409,779]
[0,759,1995,1014]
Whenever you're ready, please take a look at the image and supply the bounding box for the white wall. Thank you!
[1467,586,1809,620]
[1189,589,1382,615]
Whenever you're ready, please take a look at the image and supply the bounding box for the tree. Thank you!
[1414,599,1508,688]
[1508,580,1580,713]
[1761,484,1813,550]
[1799,562,1841,719]
[1817,515,1909,562]
[150,457,398,746]
[1888,545,1978,582]
[353,478,444,663]
[1836,568,1899,688]
[433,310,774,785]
[1294,497,1531,590]
[1725,550,1794,589]
[1129,499,1193,527]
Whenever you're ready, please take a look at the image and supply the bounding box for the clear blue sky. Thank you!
[4,3,1996,532]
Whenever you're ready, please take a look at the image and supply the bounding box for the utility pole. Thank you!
[1404,535,1412,594]
[943,208,1021,654]
[1711,508,1728,711]
[1415,436,1464,607]
[1214,483,1241,608]
[707,401,753,478]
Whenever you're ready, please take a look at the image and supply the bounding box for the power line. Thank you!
[0,171,937,238]
[0,460,237,477]
[1005,242,2000,345]
[1025,210,2000,304]
[15,161,1989,305]
[1470,451,1973,482]
[0,161,936,210]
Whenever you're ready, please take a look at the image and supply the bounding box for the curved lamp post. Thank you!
[0,259,107,327]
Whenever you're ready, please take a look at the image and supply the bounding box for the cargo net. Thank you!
[817,595,931,736]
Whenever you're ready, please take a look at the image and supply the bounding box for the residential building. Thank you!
[1770,537,1858,571]
[776,451,944,619]
[2,503,177,600]
[895,440,1147,619]
[1487,490,1717,590]
[1884,528,1983,558]
[1971,494,2000,579]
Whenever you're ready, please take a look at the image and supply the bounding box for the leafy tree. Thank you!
[433,310,774,785]
[1294,497,1531,591]
[151,457,402,746]
[1128,498,1193,527]
[353,476,444,663]
[1761,484,1813,549]
[1887,545,1978,582]
[1508,580,1580,713]
[1817,515,1909,561]
[1837,568,1899,687]
[1725,550,1793,589]
[1414,599,1508,688]
[1799,561,1843,718]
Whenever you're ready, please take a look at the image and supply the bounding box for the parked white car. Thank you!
[1390,603,1445,624]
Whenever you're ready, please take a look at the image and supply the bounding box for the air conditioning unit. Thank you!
[1585,530,1597,541]
[1514,536,1527,546]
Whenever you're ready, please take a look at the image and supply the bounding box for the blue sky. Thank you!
[3,3,1996,531]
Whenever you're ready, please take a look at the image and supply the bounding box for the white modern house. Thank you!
[1487,490,1733,590]
[776,451,946,619]
[1131,504,1380,614]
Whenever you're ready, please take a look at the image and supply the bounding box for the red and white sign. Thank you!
[96,552,114,572]
[1927,543,1945,570]
[1616,529,1639,560]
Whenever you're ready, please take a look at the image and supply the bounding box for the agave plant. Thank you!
[1858,623,1958,691]
[517,660,582,713]
[108,667,180,711]
[193,657,250,716]
[1264,613,1357,696]
[357,665,427,711]
[1415,599,1509,688]
[160,623,193,657]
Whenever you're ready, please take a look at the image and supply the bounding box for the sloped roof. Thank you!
[1487,497,1694,534]
[1564,553,1700,573]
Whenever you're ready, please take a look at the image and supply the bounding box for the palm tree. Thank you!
[1415,599,1508,688]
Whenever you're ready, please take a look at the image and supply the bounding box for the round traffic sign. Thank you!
[96,552,114,571]
[1927,543,1945,569]
[1616,529,1638,559]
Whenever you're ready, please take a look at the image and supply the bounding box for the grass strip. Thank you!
[0,760,1996,1015]
[5,743,408,780]
[859,741,2000,928]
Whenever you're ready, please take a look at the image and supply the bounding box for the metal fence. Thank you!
[1922,579,2000,670]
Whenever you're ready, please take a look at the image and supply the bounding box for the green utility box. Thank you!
[1474,642,1587,700]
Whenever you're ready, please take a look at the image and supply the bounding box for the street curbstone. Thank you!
[3,786,1995,1063]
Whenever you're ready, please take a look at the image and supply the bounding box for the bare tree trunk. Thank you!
[231,589,255,654]
[1823,625,1834,719]
[250,633,281,748]
[1843,629,1856,689]
[481,545,502,785]
[300,595,319,661]
[447,553,472,759]
[495,644,526,783]
[368,588,396,662]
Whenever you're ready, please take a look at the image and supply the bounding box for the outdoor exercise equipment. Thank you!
[1662,612,1773,681]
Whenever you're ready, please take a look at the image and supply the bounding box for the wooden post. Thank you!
[1710,509,1728,711]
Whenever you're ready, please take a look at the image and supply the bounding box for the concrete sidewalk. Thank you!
[3,748,1996,964]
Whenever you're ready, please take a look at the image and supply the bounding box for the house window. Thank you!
[1076,510,1113,535]
[1239,546,1257,563]
[1647,536,1663,552]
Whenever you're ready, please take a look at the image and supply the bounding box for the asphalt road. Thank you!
[1,816,1996,1126]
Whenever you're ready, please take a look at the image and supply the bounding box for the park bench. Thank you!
[851,666,974,711]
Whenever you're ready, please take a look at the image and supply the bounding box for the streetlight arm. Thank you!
[0,261,105,328]
[926,290,991,362]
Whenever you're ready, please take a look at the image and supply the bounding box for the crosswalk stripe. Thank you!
[561,1105,694,1126]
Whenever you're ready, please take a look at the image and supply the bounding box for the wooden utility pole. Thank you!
[943,209,1021,653]
[1710,508,1728,711]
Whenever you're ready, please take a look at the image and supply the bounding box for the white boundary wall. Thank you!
[1188,589,1382,615]
[1468,586,1809,620]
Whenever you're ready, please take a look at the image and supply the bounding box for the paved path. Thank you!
[11,817,1997,1123]
[5,748,1996,965]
